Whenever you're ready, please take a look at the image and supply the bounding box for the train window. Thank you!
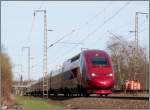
[64,71,70,80]
[71,68,79,78]
[71,54,80,62]
[91,56,108,66]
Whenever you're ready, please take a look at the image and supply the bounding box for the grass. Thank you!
[16,96,64,110]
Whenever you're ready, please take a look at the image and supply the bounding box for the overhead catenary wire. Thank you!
[83,1,131,49]
[24,15,36,46]
[112,23,148,39]
[54,42,84,45]
[96,12,148,41]
[22,2,45,46]
[119,13,148,40]
[48,2,112,48]
[20,3,46,81]
[75,1,113,31]
[106,21,148,49]
[48,29,76,48]
[81,1,130,42]
[50,1,130,63]
[76,1,130,47]
[47,2,113,66]
[111,13,148,40]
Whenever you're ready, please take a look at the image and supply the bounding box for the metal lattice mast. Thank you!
[34,10,48,98]
[43,10,48,98]
[134,12,148,80]
[134,12,138,80]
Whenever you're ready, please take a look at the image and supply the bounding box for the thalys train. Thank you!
[28,49,115,96]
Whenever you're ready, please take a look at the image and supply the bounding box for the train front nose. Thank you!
[89,77,114,89]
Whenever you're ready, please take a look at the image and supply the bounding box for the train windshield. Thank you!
[91,56,108,66]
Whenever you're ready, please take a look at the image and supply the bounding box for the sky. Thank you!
[1,1,149,80]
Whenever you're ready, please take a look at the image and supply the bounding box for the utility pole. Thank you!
[130,12,148,80]
[134,12,148,80]
[34,10,48,98]
[135,12,148,50]
[22,47,31,82]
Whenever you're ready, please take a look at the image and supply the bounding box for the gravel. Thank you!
[61,97,149,109]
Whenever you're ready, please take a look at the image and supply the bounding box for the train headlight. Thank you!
[91,73,96,77]
[107,73,113,76]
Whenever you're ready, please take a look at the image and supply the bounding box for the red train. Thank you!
[29,49,115,96]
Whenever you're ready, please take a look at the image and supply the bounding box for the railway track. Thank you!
[26,95,149,109]
[42,94,149,101]
[98,96,149,100]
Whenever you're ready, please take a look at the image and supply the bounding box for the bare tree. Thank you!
[0,48,13,105]
[106,36,149,90]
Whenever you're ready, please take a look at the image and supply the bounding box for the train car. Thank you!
[29,49,115,96]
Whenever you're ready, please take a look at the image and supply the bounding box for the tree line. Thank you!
[106,35,149,90]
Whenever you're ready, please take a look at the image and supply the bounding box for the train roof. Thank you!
[68,49,106,55]
[63,49,108,64]
[81,49,108,54]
